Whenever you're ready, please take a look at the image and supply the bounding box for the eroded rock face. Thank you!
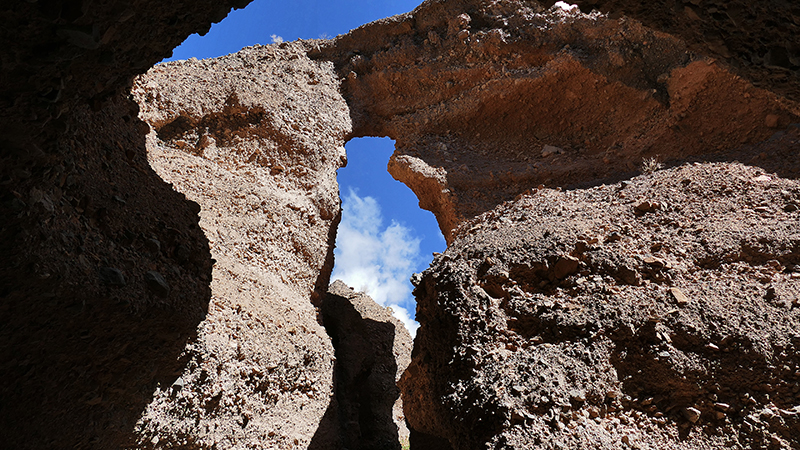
[312,2,800,448]
[5,0,800,448]
[131,43,351,449]
[539,0,800,103]
[0,1,252,448]
[317,0,799,242]
[402,158,800,449]
[321,280,413,450]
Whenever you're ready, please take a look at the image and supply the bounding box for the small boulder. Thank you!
[99,267,126,287]
[145,271,170,298]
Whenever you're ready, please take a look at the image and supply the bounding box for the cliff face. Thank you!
[404,158,800,449]
[315,2,800,448]
[131,43,351,449]
[0,1,253,448]
[322,281,413,450]
[4,0,800,449]
[316,0,799,243]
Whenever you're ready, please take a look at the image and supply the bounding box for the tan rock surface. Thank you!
[131,42,351,449]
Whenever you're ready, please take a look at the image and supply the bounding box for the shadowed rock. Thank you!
[314,280,412,450]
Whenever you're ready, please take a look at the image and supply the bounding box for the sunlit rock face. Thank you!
[403,160,800,449]
[132,43,351,449]
[316,0,799,243]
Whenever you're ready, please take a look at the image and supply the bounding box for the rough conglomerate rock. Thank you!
[131,43,352,449]
[4,0,800,448]
[539,0,800,103]
[402,159,800,450]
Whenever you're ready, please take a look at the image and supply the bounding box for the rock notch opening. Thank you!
[332,136,446,337]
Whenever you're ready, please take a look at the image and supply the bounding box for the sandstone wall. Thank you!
[403,158,800,449]
[314,2,800,448]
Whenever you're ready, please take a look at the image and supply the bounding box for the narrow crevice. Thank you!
[311,281,411,450]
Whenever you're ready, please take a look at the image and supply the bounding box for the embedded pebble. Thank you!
[682,407,702,423]
[145,271,170,297]
[99,267,126,286]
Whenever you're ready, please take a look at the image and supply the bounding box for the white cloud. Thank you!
[554,1,578,11]
[332,189,422,336]
[270,34,284,44]
[386,303,419,337]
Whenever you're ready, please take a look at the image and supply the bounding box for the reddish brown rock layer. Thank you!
[317,0,800,243]
[540,0,800,103]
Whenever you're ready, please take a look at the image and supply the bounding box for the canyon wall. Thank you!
[314,2,800,448]
[131,43,350,449]
[316,0,799,243]
[3,0,800,449]
[0,1,254,448]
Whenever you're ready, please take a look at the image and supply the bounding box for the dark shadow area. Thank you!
[0,0,253,447]
[684,124,800,180]
[310,281,403,450]
[0,95,213,449]
[409,428,455,450]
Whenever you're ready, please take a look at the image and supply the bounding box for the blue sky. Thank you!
[166,0,445,334]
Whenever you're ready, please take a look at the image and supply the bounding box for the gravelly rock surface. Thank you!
[317,0,800,243]
[402,158,800,449]
[4,0,800,448]
[131,43,351,449]
[539,0,800,103]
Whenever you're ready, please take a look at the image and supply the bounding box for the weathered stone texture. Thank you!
[403,160,800,449]
[131,43,351,449]
[317,0,799,242]
[1,1,253,448]
[5,0,800,449]
[540,0,800,103]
